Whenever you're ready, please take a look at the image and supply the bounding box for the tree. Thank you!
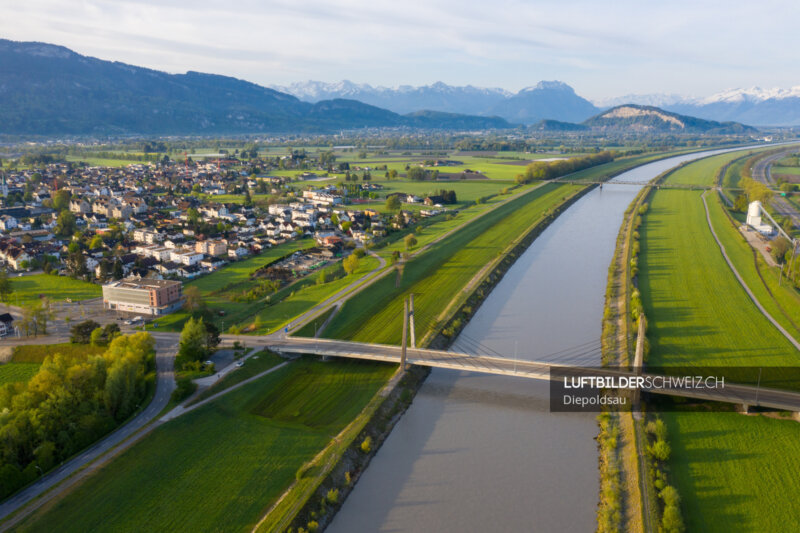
[343,254,360,275]
[0,269,13,309]
[733,193,748,212]
[52,190,71,212]
[71,320,101,344]
[89,235,104,250]
[385,195,401,211]
[183,286,203,313]
[404,234,418,251]
[204,321,220,351]
[771,236,791,263]
[55,211,76,237]
[178,317,209,362]
[90,327,105,346]
[243,186,253,207]
[112,260,124,280]
[66,250,88,279]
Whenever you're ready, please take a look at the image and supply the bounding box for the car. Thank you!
[123,319,133,326]
[204,360,213,366]
[235,361,244,367]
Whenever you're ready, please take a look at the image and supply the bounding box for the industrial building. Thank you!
[102,278,183,316]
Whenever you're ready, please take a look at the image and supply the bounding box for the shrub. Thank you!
[171,377,197,403]
[360,436,372,453]
[326,488,339,505]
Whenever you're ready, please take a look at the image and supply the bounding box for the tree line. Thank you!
[0,333,155,499]
[516,151,615,184]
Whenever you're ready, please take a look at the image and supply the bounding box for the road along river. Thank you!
[327,147,763,533]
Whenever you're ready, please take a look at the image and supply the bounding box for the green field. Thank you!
[150,240,314,332]
[706,192,800,338]
[0,363,40,386]
[663,411,800,532]
[661,151,747,186]
[247,254,380,334]
[11,343,107,363]
[772,165,800,176]
[638,188,799,369]
[324,182,584,344]
[189,351,286,404]
[17,358,395,533]
[11,274,101,306]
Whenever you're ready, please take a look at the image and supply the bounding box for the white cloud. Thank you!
[3,0,800,99]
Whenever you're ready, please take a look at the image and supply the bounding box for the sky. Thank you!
[3,0,800,101]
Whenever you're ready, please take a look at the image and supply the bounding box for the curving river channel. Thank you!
[327,147,762,533]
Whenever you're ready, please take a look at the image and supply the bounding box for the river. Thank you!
[327,147,760,533]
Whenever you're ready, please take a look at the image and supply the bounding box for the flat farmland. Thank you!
[0,363,40,386]
[16,358,395,533]
[661,151,747,186]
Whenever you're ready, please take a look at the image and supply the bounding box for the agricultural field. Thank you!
[10,274,101,306]
[662,411,800,532]
[324,182,584,345]
[16,358,395,533]
[638,188,799,370]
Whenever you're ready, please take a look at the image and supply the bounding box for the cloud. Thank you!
[3,0,800,98]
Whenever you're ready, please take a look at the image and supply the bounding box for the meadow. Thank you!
[11,274,101,306]
[706,191,800,338]
[16,358,395,533]
[323,182,584,344]
[0,343,109,387]
[149,239,315,332]
[662,411,800,532]
[638,188,799,370]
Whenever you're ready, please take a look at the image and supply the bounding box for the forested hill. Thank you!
[0,40,511,135]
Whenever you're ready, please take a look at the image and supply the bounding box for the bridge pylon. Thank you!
[400,296,409,371]
[409,293,416,348]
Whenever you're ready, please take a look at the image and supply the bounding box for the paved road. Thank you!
[0,334,177,529]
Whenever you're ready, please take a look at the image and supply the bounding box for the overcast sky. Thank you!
[3,0,800,100]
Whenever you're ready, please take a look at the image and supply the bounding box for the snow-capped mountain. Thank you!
[593,87,800,126]
[271,80,511,115]
[274,80,597,124]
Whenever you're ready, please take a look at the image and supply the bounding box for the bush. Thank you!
[171,377,197,403]
[360,436,372,453]
[70,319,100,344]
[326,488,339,505]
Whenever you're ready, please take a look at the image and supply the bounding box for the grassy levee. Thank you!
[322,182,584,344]
[659,151,746,186]
[639,153,800,531]
[639,189,799,370]
[11,274,101,306]
[14,358,395,533]
[707,191,800,338]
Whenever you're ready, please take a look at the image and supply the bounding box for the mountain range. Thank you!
[0,38,780,136]
[280,80,800,127]
[272,80,599,124]
[0,40,510,135]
